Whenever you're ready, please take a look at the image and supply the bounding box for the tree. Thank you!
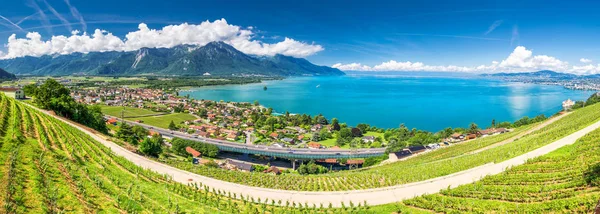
[139,135,163,157]
[469,122,479,134]
[350,137,362,148]
[491,119,496,128]
[254,100,260,106]
[197,108,208,117]
[356,123,370,133]
[265,117,278,131]
[331,118,340,131]
[351,128,363,137]
[168,120,178,130]
[319,128,331,139]
[311,133,321,142]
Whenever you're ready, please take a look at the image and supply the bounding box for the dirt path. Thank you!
[32,103,599,207]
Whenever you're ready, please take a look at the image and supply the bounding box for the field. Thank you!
[100,106,163,118]
[162,102,600,191]
[129,113,198,129]
[100,105,198,129]
[398,125,600,213]
[0,94,369,213]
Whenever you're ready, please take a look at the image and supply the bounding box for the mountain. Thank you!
[0,42,344,77]
[482,70,578,80]
[0,68,16,80]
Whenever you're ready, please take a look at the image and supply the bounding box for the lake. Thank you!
[181,72,593,131]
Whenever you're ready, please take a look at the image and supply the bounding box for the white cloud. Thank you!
[580,58,592,63]
[332,46,600,74]
[332,63,371,71]
[1,19,323,59]
[484,20,503,35]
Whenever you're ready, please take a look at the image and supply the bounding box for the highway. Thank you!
[106,116,386,159]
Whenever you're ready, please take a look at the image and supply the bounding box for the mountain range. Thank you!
[0,42,344,77]
[481,70,596,80]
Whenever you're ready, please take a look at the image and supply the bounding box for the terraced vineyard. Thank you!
[398,125,600,213]
[0,94,366,213]
[163,103,600,191]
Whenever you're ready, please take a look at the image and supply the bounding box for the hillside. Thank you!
[0,94,358,213]
[0,68,16,80]
[0,42,344,77]
[399,122,600,213]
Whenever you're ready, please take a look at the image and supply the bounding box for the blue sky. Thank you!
[1,0,600,74]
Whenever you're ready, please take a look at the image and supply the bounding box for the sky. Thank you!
[1,0,600,74]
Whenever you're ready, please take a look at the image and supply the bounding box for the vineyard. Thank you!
[0,94,370,213]
[398,124,600,213]
[161,103,600,191]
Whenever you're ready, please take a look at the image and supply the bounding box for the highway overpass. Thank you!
[107,116,386,159]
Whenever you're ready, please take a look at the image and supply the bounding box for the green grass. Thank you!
[129,113,197,129]
[100,106,163,118]
[400,124,600,213]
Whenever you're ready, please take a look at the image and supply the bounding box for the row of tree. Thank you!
[24,79,108,133]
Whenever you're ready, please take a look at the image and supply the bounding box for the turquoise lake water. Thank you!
[181,72,593,131]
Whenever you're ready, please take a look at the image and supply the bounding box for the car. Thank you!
[336,153,341,155]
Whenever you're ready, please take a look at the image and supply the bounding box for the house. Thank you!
[297,135,305,141]
[198,131,210,138]
[466,134,477,140]
[226,132,239,141]
[226,159,253,172]
[269,132,279,139]
[307,142,322,149]
[324,159,338,164]
[389,149,412,160]
[362,136,375,143]
[479,128,509,136]
[346,159,365,165]
[451,133,464,140]
[264,166,281,175]
[185,147,201,157]
[562,99,575,111]
[408,145,427,154]
[106,118,118,125]
[281,137,295,144]
[311,124,323,132]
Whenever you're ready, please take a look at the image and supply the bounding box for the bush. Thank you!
[297,161,328,175]
[139,135,163,157]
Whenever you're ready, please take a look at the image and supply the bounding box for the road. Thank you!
[107,116,385,159]
[42,106,600,207]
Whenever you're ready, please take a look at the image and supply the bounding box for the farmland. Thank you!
[0,94,366,213]
[399,124,600,213]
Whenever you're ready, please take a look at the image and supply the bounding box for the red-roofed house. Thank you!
[307,142,321,149]
[185,147,201,157]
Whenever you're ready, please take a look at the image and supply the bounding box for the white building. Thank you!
[562,99,575,111]
[14,90,25,99]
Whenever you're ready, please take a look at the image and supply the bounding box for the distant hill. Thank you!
[0,42,344,77]
[481,70,579,80]
[0,68,16,80]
